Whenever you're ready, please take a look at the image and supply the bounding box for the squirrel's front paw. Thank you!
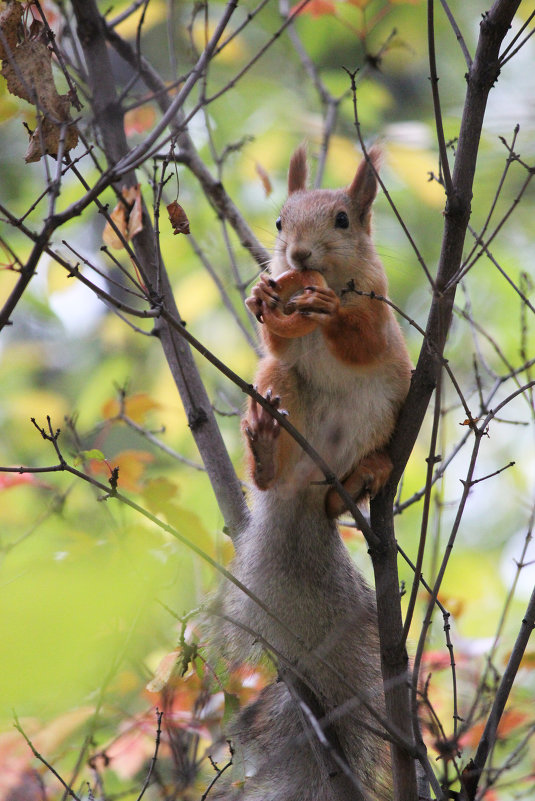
[245,275,281,322]
[243,390,287,489]
[290,286,340,322]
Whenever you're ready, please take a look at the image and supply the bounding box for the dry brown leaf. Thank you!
[167,200,190,235]
[103,200,128,250]
[24,112,78,162]
[1,39,54,105]
[255,161,272,197]
[126,184,143,239]
[103,185,144,249]
[1,36,79,161]
[0,0,23,61]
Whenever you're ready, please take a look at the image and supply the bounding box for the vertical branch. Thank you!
[71,0,247,537]
[368,502,421,801]
[428,0,453,196]
[369,2,522,799]
[390,0,522,481]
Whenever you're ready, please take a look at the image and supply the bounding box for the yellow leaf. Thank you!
[114,0,167,38]
[174,269,219,323]
[192,18,248,64]
[143,477,179,512]
[387,142,446,209]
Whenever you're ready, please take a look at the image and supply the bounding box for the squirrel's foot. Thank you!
[244,389,286,489]
[325,451,393,518]
[245,275,281,321]
[290,285,340,322]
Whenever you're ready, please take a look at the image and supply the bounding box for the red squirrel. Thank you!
[214,147,411,801]
[243,144,411,516]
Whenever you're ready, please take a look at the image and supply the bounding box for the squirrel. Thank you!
[212,146,412,801]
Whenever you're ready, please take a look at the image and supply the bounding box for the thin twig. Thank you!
[428,0,453,196]
[13,714,82,801]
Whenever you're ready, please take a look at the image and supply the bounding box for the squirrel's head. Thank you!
[271,145,385,293]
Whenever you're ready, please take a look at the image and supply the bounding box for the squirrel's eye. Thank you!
[335,211,349,229]
[275,217,282,232]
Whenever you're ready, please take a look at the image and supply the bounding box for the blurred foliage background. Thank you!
[0,0,534,797]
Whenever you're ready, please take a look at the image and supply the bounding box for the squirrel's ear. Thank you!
[348,146,382,225]
[288,144,308,194]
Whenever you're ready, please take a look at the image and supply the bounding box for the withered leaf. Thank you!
[167,200,190,235]
[255,161,272,197]
[1,37,79,161]
[127,184,143,240]
[103,185,144,250]
[1,39,54,106]
[25,111,79,163]
[0,0,23,61]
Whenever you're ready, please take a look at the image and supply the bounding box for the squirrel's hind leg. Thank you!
[242,391,283,490]
[325,450,393,519]
[242,360,303,491]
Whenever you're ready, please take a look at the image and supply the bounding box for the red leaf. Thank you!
[0,472,36,490]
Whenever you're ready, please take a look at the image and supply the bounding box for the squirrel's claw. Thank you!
[246,275,281,320]
[292,286,340,322]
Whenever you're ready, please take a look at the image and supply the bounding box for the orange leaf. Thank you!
[509,649,535,669]
[167,200,190,235]
[90,449,154,492]
[125,392,160,422]
[461,708,529,749]
[124,105,156,136]
[291,0,337,17]
[101,392,160,422]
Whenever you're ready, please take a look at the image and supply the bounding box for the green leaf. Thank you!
[74,448,105,464]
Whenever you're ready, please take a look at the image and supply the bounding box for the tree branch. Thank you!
[71,0,247,537]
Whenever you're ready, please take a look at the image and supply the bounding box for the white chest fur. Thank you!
[278,329,398,488]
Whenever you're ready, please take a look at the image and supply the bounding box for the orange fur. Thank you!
[322,302,389,366]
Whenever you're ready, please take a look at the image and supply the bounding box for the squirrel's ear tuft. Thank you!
[348,145,382,224]
[288,144,308,194]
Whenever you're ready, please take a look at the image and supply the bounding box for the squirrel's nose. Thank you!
[289,246,312,269]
